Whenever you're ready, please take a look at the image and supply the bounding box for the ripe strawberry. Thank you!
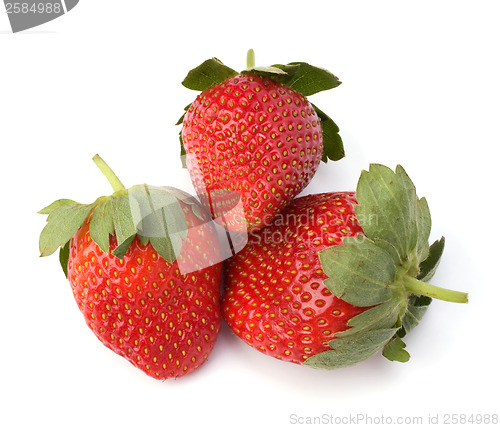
[39,155,223,379]
[224,191,365,364]
[223,164,468,368]
[179,50,345,232]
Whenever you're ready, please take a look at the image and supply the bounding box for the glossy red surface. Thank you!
[182,74,323,231]
[223,192,367,364]
[67,205,222,379]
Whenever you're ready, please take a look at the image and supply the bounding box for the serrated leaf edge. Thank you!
[39,186,197,271]
[307,164,441,369]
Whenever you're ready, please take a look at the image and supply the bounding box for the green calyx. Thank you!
[177,49,344,166]
[39,155,193,277]
[305,164,468,370]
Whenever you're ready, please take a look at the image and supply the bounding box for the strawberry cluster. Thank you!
[39,51,468,380]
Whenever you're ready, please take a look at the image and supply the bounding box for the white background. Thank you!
[1,1,499,427]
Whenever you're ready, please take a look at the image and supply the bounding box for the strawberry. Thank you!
[179,50,345,232]
[39,155,223,379]
[223,164,468,368]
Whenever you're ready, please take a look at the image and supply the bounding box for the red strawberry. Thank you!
[224,191,365,363]
[179,50,344,232]
[39,155,223,379]
[223,164,468,368]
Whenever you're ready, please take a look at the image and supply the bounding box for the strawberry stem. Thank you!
[403,275,468,304]
[247,49,255,69]
[92,154,126,192]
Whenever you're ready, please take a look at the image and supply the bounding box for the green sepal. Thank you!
[177,103,191,169]
[112,235,135,259]
[59,241,70,278]
[415,196,432,262]
[176,114,185,127]
[149,235,178,264]
[311,164,466,369]
[243,65,289,76]
[398,294,432,338]
[110,193,137,250]
[382,336,410,362]
[38,199,80,215]
[244,62,341,97]
[338,297,404,337]
[39,184,193,274]
[179,133,187,168]
[319,235,400,307]
[241,62,299,78]
[89,198,114,254]
[269,62,342,96]
[354,164,429,260]
[311,103,345,162]
[179,55,344,167]
[39,202,94,257]
[417,237,445,282]
[182,58,238,91]
[304,328,398,369]
[175,103,192,126]
[128,184,188,263]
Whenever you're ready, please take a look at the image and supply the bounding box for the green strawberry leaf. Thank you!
[305,328,398,369]
[354,164,421,260]
[243,62,341,97]
[244,65,289,76]
[129,184,188,262]
[59,241,70,278]
[338,297,403,337]
[311,103,345,162]
[242,49,300,80]
[417,237,445,282]
[89,198,115,254]
[149,235,179,264]
[415,196,431,262]
[179,54,345,166]
[175,103,192,126]
[316,235,408,368]
[399,294,432,338]
[312,164,467,369]
[129,185,188,235]
[112,235,136,259]
[39,155,203,279]
[176,114,185,127]
[271,62,341,96]
[268,63,301,77]
[319,235,399,307]
[177,104,191,169]
[182,58,238,91]
[110,193,137,249]
[38,199,80,215]
[39,203,94,257]
[40,186,192,265]
[382,336,410,362]
[179,133,187,168]
[241,65,296,83]
[242,63,302,83]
